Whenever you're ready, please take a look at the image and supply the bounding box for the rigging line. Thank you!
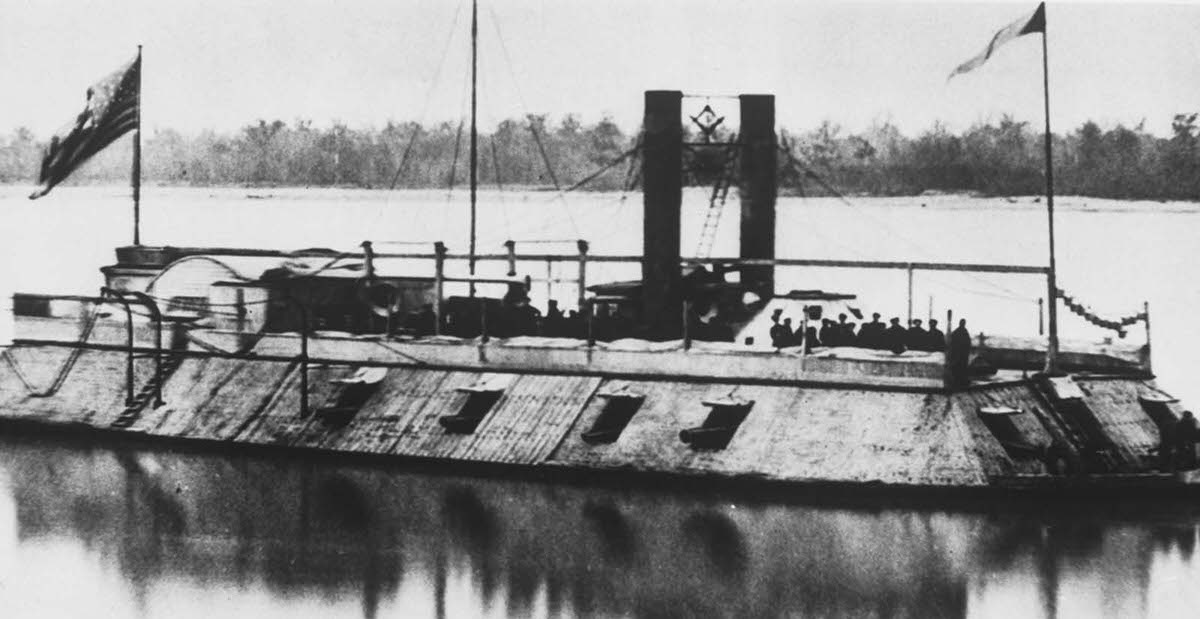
[446,118,466,198]
[593,132,641,234]
[441,60,472,213]
[487,7,532,114]
[473,46,513,242]
[560,146,639,193]
[620,132,642,200]
[491,134,513,240]
[915,272,1037,311]
[386,0,464,194]
[527,119,584,239]
[778,144,852,206]
[928,280,1036,302]
[528,120,561,191]
[778,142,1028,300]
[387,125,421,190]
[487,6,583,239]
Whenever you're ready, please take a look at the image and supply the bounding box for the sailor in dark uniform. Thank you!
[836,313,855,346]
[926,319,946,351]
[543,299,565,336]
[859,313,885,348]
[884,317,907,354]
[819,319,838,347]
[950,319,972,387]
[906,319,928,351]
[770,316,791,348]
[804,322,820,351]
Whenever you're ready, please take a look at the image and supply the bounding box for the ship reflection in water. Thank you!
[0,437,1197,618]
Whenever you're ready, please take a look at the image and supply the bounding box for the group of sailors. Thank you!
[769,309,958,354]
[408,289,594,340]
[405,290,975,366]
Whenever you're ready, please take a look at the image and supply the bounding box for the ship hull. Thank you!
[1,319,1194,499]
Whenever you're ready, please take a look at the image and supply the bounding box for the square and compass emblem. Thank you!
[690,103,726,143]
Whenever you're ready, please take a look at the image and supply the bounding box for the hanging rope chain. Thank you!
[1056,288,1147,337]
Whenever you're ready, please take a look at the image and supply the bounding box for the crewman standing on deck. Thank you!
[860,313,885,348]
[770,316,791,348]
[819,319,837,347]
[926,319,946,351]
[804,321,820,350]
[837,313,854,346]
[843,321,858,347]
[950,319,972,387]
[906,319,928,351]
[885,318,907,354]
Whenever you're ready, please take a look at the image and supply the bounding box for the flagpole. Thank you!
[468,0,478,297]
[132,44,143,246]
[1040,10,1059,373]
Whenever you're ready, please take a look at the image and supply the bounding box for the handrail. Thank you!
[127,245,1048,275]
[100,288,165,408]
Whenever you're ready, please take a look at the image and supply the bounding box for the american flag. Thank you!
[29,54,140,200]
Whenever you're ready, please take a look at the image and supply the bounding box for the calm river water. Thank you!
[0,185,1198,617]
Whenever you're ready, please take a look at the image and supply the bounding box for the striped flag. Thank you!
[949,2,1046,80]
[29,54,140,199]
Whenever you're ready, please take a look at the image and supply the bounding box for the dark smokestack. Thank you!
[641,90,683,339]
[738,94,777,298]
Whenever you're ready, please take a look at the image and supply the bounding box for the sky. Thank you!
[1,0,1199,138]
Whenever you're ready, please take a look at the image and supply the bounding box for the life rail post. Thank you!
[586,299,596,348]
[576,240,589,313]
[504,240,517,276]
[478,295,489,363]
[433,242,446,336]
[1144,300,1152,374]
[361,240,376,280]
[235,288,248,333]
[799,313,809,372]
[906,263,914,326]
[281,293,310,417]
[682,299,692,351]
[943,309,953,390]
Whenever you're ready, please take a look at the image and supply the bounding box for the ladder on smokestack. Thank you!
[694,137,740,259]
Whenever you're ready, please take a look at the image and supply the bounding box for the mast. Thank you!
[132,44,143,246]
[468,0,479,295]
[1041,12,1059,373]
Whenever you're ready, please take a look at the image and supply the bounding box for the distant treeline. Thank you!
[2,112,1199,200]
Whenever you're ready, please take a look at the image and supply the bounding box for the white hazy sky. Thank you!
[1,0,1198,138]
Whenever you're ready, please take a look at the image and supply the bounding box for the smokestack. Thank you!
[738,94,777,298]
[641,90,683,339]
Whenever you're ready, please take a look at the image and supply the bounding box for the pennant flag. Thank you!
[29,54,140,199]
[949,2,1045,80]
